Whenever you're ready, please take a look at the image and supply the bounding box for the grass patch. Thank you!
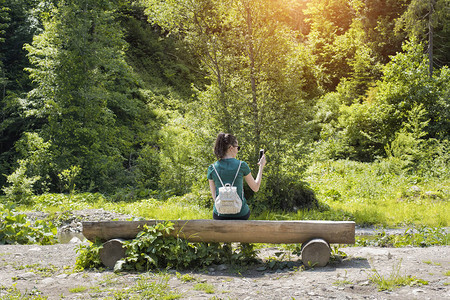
[333,279,353,286]
[176,272,197,283]
[102,197,210,220]
[0,285,47,299]
[368,260,428,291]
[111,273,181,299]
[69,286,88,293]
[305,160,449,227]
[355,226,449,247]
[193,282,215,294]
[423,261,441,266]
[12,263,59,277]
[20,192,211,221]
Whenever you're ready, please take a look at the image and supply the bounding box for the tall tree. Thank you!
[228,0,317,162]
[144,0,250,134]
[358,0,408,64]
[24,0,151,191]
[0,0,44,190]
[303,0,355,91]
[143,0,315,153]
[396,0,450,74]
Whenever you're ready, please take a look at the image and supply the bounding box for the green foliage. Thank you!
[385,104,431,173]
[253,173,318,213]
[176,272,196,282]
[2,132,53,202]
[75,239,103,271]
[166,189,213,210]
[116,222,224,271]
[143,0,317,202]
[69,286,88,293]
[23,0,162,193]
[57,165,81,194]
[304,0,354,90]
[0,0,448,220]
[193,282,215,294]
[0,202,57,245]
[395,0,450,68]
[103,194,210,220]
[314,39,449,161]
[133,145,160,192]
[30,192,106,211]
[2,160,40,203]
[376,39,450,139]
[158,116,211,196]
[0,4,9,44]
[0,0,50,192]
[231,243,259,265]
[77,221,260,272]
[121,3,203,98]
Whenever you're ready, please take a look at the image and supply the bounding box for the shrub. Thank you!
[77,221,259,271]
[116,222,226,271]
[2,160,40,204]
[0,202,58,245]
[254,173,318,213]
[75,239,104,271]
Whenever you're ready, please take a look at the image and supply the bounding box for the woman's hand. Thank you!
[258,154,266,168]
[246,154,267,192]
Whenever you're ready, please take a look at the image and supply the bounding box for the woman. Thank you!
[207,133,266,220]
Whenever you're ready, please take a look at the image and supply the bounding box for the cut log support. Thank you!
[82,220,355,244]
[301,238,331,267]
[99,238,126,269]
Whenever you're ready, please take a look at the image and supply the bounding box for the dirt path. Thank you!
[0,242,449,299]
[1,209,449,299]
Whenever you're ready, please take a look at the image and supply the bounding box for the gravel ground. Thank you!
[0,209,448,299]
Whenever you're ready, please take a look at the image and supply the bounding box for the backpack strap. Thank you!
[211,160,242,187]
[231,161,242,186]
[212,163,225,187]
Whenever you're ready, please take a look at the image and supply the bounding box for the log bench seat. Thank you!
[82,220,355,268]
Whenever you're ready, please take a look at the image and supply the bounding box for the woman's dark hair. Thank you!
[214,133,237,159]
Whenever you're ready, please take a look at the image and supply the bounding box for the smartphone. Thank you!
[259,149,265,160]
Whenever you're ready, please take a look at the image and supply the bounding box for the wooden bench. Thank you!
[82,220,355,268]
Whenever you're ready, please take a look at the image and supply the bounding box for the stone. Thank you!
[412,289,426,295]
[217,264,228,271]
[41,277,56,285]
[17,272,35,280]
[69,237,82,244]
[408,185,421,193]
[360,280,370,286]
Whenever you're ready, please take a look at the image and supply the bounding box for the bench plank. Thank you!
[82,220,355,244]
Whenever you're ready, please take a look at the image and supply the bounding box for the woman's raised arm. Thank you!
[244,154,266,192]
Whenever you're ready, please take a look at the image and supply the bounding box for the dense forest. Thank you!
[0,0,449,212]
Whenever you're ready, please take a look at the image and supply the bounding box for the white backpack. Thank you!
[212,161,243,215]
